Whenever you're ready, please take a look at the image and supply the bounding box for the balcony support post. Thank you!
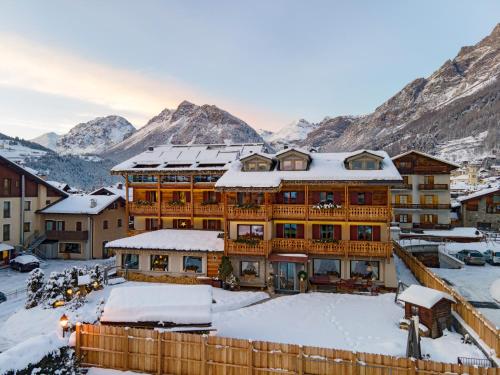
[125,174,130,231]
[190,175,194,228]
[223,192,228,256]
[305,186,309,221]
[157,175,161,228]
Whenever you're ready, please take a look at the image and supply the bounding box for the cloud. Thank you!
[0,33,286,132]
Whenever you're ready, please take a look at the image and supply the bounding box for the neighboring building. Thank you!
[111,144,402,291]
[457,186,500,231]
[0,155,67,254]
[391,151,459,231]
[90,183,131,200]
[38,194,127,259]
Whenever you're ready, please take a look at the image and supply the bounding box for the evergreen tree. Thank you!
[25,268,45,309]
[218,256,233,281]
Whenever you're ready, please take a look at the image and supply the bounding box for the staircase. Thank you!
[24,233,47,259]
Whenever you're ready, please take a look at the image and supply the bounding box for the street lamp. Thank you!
[60,313,69,337]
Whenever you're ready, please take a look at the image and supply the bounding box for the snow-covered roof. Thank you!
[90,183,131,200]
[0,243,14,252]
[457,186,500,202]
[40,194,122,215]
[275,147,311,158]
[46,181,70,191]
[407,227,483,239]
[392,150,460,169]
[111,143,266,173]
[398,285,455,309]
[106,229,224,252]
[100,285,213,324]
[216,150,402,189]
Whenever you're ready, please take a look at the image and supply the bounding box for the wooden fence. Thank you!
[77,324,499,374]
[394,242,500,355]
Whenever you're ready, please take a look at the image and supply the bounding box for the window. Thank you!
[365,160,376,170]
[319,192,334,203]
[102,241,113,258]
[320,225,334,240]
[23,222,31,233]
[24,201,31,211]
[150,255,169,271]
[422,214,435,223]
[350,260,379,280]
[424,195,433,205]
[45,220,55,231]
[56,221,65,231]
[237,192,263,205]
[103,220,109,230]
[284,223,297,238]
[237,224,264,239]
[183,256,202,273]
[399,214,409,223]
[398,195,408,204]
[76,222,82,231]
[281,159,306,171]
[203,219,221,231]
[3,202,10,218]
[313,258,340,277]
[424,176,434,185]
[294,160,305,170]
[117,219,122,228]
[145,191,157,202]
[146,218,160,230]
[283,191,298,204]
[122,254,139,269]
[257,163,269,171]
[356,193,366,205]
[3,178,11,195]
[282,160,293,170]
[3,224,10,241]
[203,191,219,204]
[241,261,259,277]
[60,243,81,254]
[396,161,412,169]
[357,226,373,241]
[352,161,363,170]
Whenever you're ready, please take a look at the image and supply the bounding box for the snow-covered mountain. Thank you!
[102,101,265,161]
[31,132,60,151]
[265,119,318,149]
[56,115,136,155]
[299,23,500,163]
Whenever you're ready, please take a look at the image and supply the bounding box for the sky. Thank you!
[0,1,499,139]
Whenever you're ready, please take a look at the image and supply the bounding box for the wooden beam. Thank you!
[157,175,161,228]
[125,174,130,233]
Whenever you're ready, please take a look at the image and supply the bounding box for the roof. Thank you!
[0,243,14,252]
[216,150,402,189]
[391,150,460,169]
[0,155,68,197]
[457,186,500,202]
[275,147,311,158]
[344,150,384,162]
[90,183,131,200]
[406,227,483,239]
[111,143,266,173]
[46,181,70,191]
[39,194,123,215]
[106,229,224,252]
[100,285,213,324]
[398,285,455,309]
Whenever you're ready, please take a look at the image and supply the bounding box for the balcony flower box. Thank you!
[201,200,219,206]
[234,236,261,246]
[136,200,155,206]
[312,202,342,210]
[313,238,339,244]
[235,203,261,210]
[168,200,185,206]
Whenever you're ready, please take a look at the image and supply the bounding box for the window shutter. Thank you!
[350,225,358,240]
[275,193,283,204]
[419,195,425,205]
[395,214,400,222]
[312,224,320,239]
[185,192,191,203]
[432,195,438,205]
[333,192,341,205]
[146,219,151,230]
[365,192,373,205]
[373,226,381,241]
[297,224,304,239]
[216,220,222,231]
[296,191,305,204]
[203,219,208,229]
[276,223,284,238]
[202,191,208,202]
[334,225,342,240]
[312,192,321,204]
[350,192,358,205]
[408,195,412,204]
[433,214,438,223]
[215,192,221,203]
[395,195,400,204]
[173,191,179,201]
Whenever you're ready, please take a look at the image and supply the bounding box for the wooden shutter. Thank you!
[275,193,283,204]
[432,195,438,205]
[350,225,358,240]
[312,192,321,204]
[296,191,305,204]
[408,214,412,222]
[365,192,373,205]
[312,224,320,239]
[408,195,412,204]
[297,224,304,239]
[202,191,208,202]
[276,224,284,238]
[350,192,358,205]
[146,219,151,230]
[173,191,179,201]
[373,226,381,241]
[433,214,438,223]
[395,214,400,222]
[333,192,341,204]
[215,192,221,203]
[334,225,342,240]
[203,219,208,229]
[395,195,400,204]
[216,220,222,231]
[185,191,191,203]
[419,195,425,205]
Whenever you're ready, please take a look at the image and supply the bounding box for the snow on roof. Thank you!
[275,147,311,157]
[46,180,69,191]
[100,285,213,324]
[78,274,91,286]
[106,229,224,252]
[216,150,402,189]
[11,255,39,265]
[391,150,460,168]
[457,186,500,202]
[0,243,14,252]
[398,285,455,309]
[40,194,122,215]
[90,183,131,200]
[111,143,266,173]
[410,227,483,239]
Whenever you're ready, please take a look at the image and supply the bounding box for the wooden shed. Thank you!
[398,285,455,338]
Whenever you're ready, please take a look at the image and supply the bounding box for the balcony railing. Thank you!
[393,204,451,209]
[227,205,270,220]
[348,206,390,222]
[272,205,306,219]
[129,202,158,216]
[160,202,192,216]
[307,239,346,255]
[418,184,448,190]
[45,230,88,241]
[271,238,307,253]
[193,203,223,216]
[348,241,392,258]
[309,206,347,220]
[226,239,269,256]
[392,184,413,190]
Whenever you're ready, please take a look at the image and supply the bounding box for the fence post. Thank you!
[123,328,129,371]
[157,330,162,375]
[75,323,81,360]
[247,340,253,375]
[201,335,207,375]
[297,346,303,375]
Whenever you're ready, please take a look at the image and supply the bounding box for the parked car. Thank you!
[455,250,486,266]
[484,250,500,265]
[9,255,40,272]
[0,292,6,304]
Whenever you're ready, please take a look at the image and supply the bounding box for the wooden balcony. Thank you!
[129,202,158,216]
[394,204,450,210]
[418,184,448,190]
[227,205,270,220]
[307,239,346,256]
[160,202,192,216]
[271,238,307,253]
[308,206,347,220]
[193,203,223,216]
[46,230,88,241]
[348,241,392,258]
[226,239,269,256]
[272,205,306,219]
[392,184,413,190]
[348,206,389,222]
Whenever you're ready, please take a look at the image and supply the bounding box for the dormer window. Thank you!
[345,151,383,170]
[281,159,305,171]
[352,161,363,170]
[366,161,376,170]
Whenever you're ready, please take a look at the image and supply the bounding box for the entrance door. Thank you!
[276,262,298,292]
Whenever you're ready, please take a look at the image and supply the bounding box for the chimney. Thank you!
[117,183,123,190]
[90,198,97,208]
[148,146,154,151]
[283,144,289,150]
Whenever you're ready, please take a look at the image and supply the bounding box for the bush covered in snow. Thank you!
[4,346,78,375]
[25,268,45,309]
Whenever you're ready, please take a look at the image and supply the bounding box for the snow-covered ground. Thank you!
[87,368,148,375]
[213,292,484,363]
